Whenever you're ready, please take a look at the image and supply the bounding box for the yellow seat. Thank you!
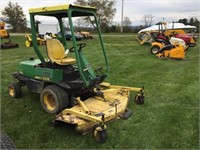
[46,39,76,65]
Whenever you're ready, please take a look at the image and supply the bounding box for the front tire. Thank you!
[135,94,145,105]
[151,46,160,54]
[40,85,69,114]
[8,82,22,98]
[93,125,107,143]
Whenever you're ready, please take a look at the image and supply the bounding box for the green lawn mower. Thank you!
[8,4,145,143]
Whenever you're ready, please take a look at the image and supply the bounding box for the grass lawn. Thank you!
[1,34,199,149]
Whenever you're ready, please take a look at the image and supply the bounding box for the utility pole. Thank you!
[121,0,124,34]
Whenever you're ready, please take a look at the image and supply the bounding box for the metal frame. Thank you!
[29,4,109,87]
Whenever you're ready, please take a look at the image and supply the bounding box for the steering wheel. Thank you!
[69,43,86,52]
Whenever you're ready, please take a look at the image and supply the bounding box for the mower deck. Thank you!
[55,88,130,134]
[1,42,19,49]
[54,83,144,136]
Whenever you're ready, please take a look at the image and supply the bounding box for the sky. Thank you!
[0,0,199,26]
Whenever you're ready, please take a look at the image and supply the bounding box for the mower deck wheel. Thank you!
[151,46,160,54]
[135,95,145,105]
[40,85,69,114]
[8,82,22,98]
[93,125,107,143]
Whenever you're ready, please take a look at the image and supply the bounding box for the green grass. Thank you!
[1,34,199,149]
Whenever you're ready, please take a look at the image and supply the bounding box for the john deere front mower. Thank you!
[8,4,144,143]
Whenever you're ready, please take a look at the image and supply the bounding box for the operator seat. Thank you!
[46,39,76,65]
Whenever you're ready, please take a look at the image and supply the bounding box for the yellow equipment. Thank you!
[25,33,45,47]
[54,82,144,142]
[0,21,9,38]
[137,22,197,48]
[0,21,19,49]
[45,32,57,38]
[156,37,186,60]
[164,29,196,47]
[151,37,189,54]
[80,31,93,39]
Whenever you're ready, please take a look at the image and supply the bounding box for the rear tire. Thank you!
[0,132,16,149]
[40,85,69,114]
[8,82,22,98]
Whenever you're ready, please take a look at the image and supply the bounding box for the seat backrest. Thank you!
[46,39,66,61]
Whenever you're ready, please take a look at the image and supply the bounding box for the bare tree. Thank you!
[74,18,89,28]
[123,16,132,27]
[123,16,132,32]
[142,14,154,27]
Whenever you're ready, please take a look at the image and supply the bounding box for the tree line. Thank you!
[1,1,199,33]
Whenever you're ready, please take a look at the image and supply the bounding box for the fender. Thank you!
[151,42,164,49]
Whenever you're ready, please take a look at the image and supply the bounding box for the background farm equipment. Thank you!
[156,37,186,60]
[1,39,19,49]
[136,22,197,48]
[57,31,83,41]
[150,33,189,54]
[24,33,45,47]
[80,31,93,39]
[0,21,9,38]
[0,21,19,49]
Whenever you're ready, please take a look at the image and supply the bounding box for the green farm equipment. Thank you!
[8,4,144,143]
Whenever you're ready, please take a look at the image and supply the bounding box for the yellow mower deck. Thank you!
[54,82,144,141]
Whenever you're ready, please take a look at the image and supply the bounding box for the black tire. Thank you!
[151,46,160,54]
[7,32,10,38]
[93,125,107,143]
[51,120,58,127]
[1,132,16,149]
[135,95,145,105]
[184,45,189,51]
[8,82,22,98]
[40,85,69,114]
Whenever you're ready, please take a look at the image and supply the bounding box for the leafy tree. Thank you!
[178,18,188,25]
[110,25,117,32]
[123,16,132,27]
[192,18,200,32]
[74,0,117,32]
[178,17,199,32]
[189,17,194,25]
[1,1,27,32]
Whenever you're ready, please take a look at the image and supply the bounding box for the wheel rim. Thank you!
[25,41,30,47]
[152,47,159,54]
[43,92,56,111]
[8,86,15,97]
